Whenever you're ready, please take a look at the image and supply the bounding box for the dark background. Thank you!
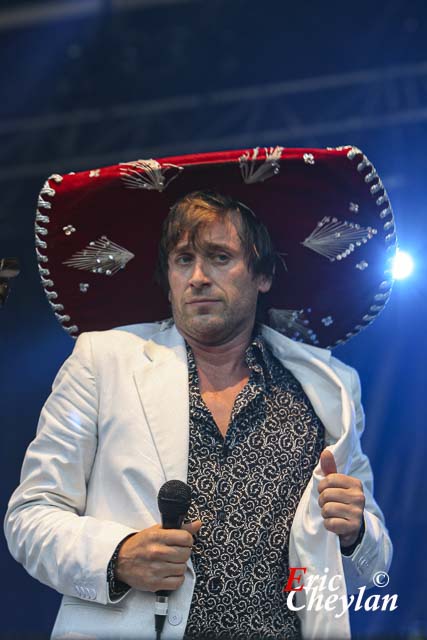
[1,1,426,638]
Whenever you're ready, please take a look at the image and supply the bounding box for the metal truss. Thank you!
[0,0,199,30]
[1,60,427,182]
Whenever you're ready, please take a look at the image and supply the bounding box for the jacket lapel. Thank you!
[261,328,355,638]
[133,325,190,484]
[261,324,355,473]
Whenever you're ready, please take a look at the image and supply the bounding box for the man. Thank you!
[5,147,394,639]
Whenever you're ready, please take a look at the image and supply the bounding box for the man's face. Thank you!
[167,214,271,345]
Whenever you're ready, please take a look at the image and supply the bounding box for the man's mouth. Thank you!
[186,299,221,304]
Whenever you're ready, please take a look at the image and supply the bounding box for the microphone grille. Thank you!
[158,480,191,516]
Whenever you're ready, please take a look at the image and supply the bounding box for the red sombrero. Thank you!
[35,146,397,348]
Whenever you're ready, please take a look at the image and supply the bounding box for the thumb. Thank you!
[182,520,202,537]
[320,449,337,476]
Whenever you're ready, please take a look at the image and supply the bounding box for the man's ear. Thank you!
[258,274,272,294]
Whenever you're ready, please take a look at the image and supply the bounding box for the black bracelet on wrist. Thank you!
[107,536,133,598]
[340,518,365,557]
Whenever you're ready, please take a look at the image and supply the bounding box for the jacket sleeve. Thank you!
[341,366,393,593]
[3,332,138,605]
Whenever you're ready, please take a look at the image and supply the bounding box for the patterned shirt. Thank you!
[183,332,325,640]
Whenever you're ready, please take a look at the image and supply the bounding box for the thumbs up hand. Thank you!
[317,449,365,548]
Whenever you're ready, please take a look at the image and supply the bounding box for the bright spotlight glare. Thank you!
[392,250,414,280]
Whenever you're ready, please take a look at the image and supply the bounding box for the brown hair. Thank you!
[156,190,276,292]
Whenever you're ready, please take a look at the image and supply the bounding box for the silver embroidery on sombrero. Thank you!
[119,159,183,192]
[302,216,377,262]
[35,174,78,333]
[355,261,369,271]
[63,236,135,275]
[268,308,319,345]
[346,146,363,160]
[303,153,315,165]
[63,325,79,335]
[48,174,63,183]
[35,180,55,250]
[338,145,396,349]
[239,146,284,184]
[36,248,48,264]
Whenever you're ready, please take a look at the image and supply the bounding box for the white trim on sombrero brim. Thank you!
[325,147,395,347]
[35,173,79,336]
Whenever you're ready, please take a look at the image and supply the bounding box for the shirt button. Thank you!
[208,576,222,594]
[217,510,226,523]
[168,611,183,626]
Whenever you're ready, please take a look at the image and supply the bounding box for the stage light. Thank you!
[392,250,414,280]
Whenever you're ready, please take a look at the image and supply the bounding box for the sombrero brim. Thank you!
[35,146,396,348]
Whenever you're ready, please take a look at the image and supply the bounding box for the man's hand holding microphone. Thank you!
[113,480,200,639]
[115,519,202,592]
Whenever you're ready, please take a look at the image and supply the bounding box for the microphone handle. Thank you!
[157,512,186,597]
[162,513,186,530]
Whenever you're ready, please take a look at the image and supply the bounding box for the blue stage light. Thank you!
[392,250,414,280]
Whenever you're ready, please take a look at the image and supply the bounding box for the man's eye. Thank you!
[176,254,193,264]
[214,254,230,263]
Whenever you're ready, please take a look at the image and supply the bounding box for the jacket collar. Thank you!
[142,322,333,365]
[136,322,353,477]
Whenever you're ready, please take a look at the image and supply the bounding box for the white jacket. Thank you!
[4,322,392,639]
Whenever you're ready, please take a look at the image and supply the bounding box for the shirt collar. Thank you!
[244,327,276,387]
[185,325,276,388]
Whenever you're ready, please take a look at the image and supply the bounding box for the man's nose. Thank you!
[189,258,210,287]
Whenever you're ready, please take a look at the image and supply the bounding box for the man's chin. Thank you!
[190,314,225,333]
[177,314,229,344]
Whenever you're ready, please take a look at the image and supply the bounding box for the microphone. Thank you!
[155,480,192,640]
